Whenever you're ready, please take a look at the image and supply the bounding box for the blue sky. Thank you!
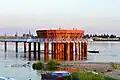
[0,0,120,36]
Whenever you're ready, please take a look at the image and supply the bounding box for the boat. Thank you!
[0,77,17,80]
[88,50,99,53]
[41,71,70,80]
[87,38,94,43]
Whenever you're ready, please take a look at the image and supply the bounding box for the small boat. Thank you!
[0,77,17,80]
[88,50,99,53]
[41,71,70,80]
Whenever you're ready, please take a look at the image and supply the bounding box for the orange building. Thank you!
[36,29,87,61]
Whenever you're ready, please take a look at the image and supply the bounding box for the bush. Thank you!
[64,71,118,80]
[64,71,104,80]
[46,59,61,71]
[32,61,44,70]
[104,76,118,80]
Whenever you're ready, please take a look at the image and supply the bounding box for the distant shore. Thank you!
[87,37,120,41]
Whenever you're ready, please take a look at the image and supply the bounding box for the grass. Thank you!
[110,62,120,69]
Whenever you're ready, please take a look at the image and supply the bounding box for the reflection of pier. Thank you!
[0,29,88,61]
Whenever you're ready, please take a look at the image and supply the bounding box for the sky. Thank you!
[0,0,120,36]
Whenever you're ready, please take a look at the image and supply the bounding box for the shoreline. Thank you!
[60,61,120,79]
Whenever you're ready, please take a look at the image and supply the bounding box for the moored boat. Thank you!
[88,50,99,53]
[0,77,17,80]
[41,71,70,80]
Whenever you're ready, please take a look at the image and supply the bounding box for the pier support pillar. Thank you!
[81,41,84,60]
[15,42,18,53]
[53,43,56,59]
[78,42,81,60]
[44,43,49,61]
[81,41,87,60]
[75,42,78,61]
[33,42,37,60]
[59,43,64,61]
[66,42,70,61]
[15,42,18,58]
[4,41,7,52]
[38,43,40,60]
[70,42,74,61]
[24,42,27,53]
[63,43,67,60]
[51,43,54,59]
[64,42,70,61]
[24,42,27,58]
[84,41,87,60]
[56,43,59,60]
[28,42,31,61]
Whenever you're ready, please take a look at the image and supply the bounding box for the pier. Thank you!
[0,29,88,61]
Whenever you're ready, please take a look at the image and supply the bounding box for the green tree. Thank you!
[32,61,44,70]
[46,59,61,71]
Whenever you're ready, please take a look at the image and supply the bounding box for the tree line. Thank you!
[83,34,117,38]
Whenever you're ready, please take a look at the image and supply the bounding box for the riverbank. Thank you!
[60,61,120,79]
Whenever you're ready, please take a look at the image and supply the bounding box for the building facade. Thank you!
[36,29,87,61]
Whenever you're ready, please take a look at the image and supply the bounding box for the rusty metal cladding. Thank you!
[53,43,56,59]
[81,41,83,60]
[36,29,87,61]
[59,43,64,61]
[36,30,84,38]
[78,42,81,60]
[51,43,54,59]
[66,42,70,61]
[44,43,49,61]
[63,43,67,60]
[70,42,74,61]
[84,41,87,60]
[75,42,79,61]
[81,41,87,60]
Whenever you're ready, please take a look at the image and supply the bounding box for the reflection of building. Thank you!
[36,29,87,61]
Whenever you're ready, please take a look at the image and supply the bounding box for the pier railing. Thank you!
[0,38,86,42]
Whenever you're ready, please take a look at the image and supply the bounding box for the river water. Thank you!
[0,41,120,80]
